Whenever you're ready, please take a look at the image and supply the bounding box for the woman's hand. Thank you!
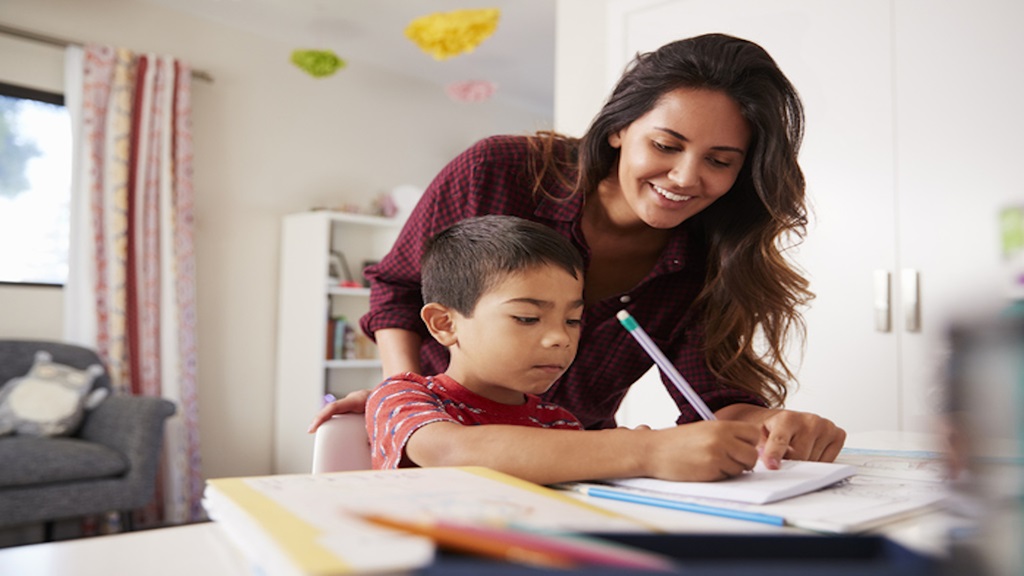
[307,328,421,433]
[307,388,371,433]
[759,408,846,467]
[715,404,846,469]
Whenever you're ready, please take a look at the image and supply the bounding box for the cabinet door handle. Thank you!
[902,269,921,332]
[873,269,891,332]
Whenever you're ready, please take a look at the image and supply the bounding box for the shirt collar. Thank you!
[535,190,695,273]
[534,189,582,223]
[658,227,693,273]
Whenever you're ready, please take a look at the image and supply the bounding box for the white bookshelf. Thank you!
[273,211,403,473]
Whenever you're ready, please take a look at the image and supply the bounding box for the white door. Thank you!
[891,0,1024,431]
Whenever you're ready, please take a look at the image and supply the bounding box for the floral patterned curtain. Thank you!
[63,44,203,524]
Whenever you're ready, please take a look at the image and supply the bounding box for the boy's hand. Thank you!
[307,388,371,433]
[643,421,760,481]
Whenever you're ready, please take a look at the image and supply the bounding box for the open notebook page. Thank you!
[600,460,857,505]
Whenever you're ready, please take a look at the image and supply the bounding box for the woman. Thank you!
[311,33,845,473]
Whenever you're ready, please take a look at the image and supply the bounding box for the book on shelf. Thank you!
[334,317,347,359]
[325,316,350,360]
[325,318,335,361]
[326,316,378,362]
[342,321,356,360]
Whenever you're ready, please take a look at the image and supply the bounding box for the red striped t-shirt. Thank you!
[366,373,583,470]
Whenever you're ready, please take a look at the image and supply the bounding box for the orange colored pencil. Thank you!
[359,513,677,571]
[360,513,578,569]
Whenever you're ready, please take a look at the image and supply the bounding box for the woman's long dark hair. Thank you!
[530,33,812,407]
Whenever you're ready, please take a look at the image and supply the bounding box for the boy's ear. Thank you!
[421,303,458,347]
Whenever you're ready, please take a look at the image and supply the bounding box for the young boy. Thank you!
[366,215,585,466]
[366,215,761,485]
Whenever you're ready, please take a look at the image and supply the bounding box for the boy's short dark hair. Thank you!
[421,215,585,316]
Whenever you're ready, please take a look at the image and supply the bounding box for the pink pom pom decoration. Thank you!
[445,80,497,103]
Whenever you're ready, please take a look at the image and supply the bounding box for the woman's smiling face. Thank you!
[607,87,751,230]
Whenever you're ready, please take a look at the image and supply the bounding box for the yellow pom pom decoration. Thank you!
[405,8,500,60]
[291,49,346,78]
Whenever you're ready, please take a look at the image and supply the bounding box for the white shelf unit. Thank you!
[273,211,402,473]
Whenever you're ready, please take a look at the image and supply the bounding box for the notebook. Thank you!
[564,452,948,534]
[599,460,858,505]
[203,466,652,575]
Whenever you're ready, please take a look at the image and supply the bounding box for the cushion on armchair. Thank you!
[0,351,108,437]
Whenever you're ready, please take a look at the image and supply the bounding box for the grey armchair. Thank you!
[0,340,176,538]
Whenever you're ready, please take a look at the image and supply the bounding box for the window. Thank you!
[0,81,71,286]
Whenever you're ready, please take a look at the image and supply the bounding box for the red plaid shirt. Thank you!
[361,135,764,429]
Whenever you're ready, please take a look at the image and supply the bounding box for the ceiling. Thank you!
[138,0,556,114]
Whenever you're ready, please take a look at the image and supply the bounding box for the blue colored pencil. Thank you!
[574,484,785,527]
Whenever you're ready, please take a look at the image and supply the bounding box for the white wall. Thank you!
[0,0,551,479]
[554,0,680,429]
[553,0,607,137]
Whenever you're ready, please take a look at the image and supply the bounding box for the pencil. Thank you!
[361,513,576,569]
[359,513,677,571]
[617,310,717,421]
[570,483,786,527]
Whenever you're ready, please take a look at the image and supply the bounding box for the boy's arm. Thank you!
[405,420,761,486]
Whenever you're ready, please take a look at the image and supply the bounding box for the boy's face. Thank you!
[444,264,584,405]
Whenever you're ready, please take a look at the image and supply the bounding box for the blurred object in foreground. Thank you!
[1002,206,1024,300]
[944,312,1024,576]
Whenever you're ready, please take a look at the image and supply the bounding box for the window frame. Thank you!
[0,80,69,289]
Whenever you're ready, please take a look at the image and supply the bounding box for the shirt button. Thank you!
[619,295,631,304]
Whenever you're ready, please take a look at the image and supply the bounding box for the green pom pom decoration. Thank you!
[291,49,346,78]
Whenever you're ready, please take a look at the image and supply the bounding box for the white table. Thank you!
[0,432,959,575]
[0,523,248,576]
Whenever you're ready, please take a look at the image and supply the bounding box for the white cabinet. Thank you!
[605,0,1022,433]
[273,211,402,473]
[887,0,1023,431]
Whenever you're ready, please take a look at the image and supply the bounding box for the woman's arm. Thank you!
[406,419,762,486]
[359,139,501,344]
[375,328,423,377]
